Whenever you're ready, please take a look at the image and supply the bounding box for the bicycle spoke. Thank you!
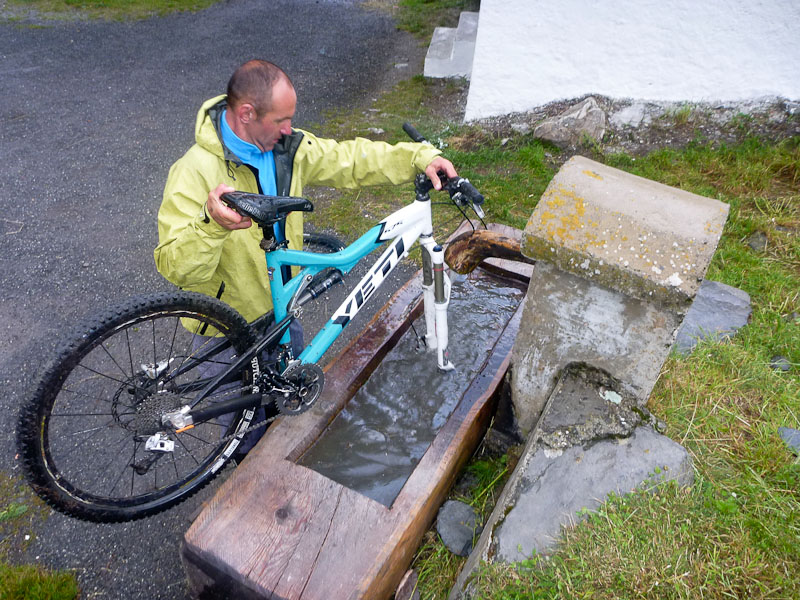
[125,328,134,382]
[99,340,131,381]
[72,363,143,392]
[105,439,138,498]
[58,384,135,412]
[174,434,203,467]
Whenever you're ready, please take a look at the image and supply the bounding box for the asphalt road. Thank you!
[0,2,424,597]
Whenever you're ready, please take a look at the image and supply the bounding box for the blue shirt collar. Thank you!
[220,109,269,164]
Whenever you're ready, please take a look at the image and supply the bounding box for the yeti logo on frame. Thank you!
[331,237,405,327]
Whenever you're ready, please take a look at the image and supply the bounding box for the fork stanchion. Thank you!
[432,244,454,371]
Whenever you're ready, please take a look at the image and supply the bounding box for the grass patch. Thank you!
[0,564,79,600]
[0,473,79,600]
[4,0,217,21]
[395,0,480,39]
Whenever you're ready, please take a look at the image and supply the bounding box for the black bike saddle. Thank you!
[221,192,313,227]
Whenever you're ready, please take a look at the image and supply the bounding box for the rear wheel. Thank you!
[17,292,258,522]
[303,231,345,253]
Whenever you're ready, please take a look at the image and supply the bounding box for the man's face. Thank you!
[245,78,296,152]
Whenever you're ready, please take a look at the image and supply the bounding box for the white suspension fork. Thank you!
[421,241,455,371]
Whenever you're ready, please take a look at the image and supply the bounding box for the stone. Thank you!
[770,356,792,372]
[511,122,531,134]
[674,279,751,354]
[779,427,800,455]
[436,500,481,556]
[746,231,768,252]
[396,569,420,600]
[533,97,607,146]
[493,426,694,562]
[609,102,648,128]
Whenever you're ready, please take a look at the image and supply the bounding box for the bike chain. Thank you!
[212,402,281,446]
[176,363,324,447]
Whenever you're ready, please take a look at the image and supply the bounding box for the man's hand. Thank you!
[425,157,458,191]
[207,184,252,230]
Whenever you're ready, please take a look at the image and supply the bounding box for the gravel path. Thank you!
[0,2,423,597]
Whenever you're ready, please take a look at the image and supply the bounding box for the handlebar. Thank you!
[402,122,427,143]
[403,122,485,219]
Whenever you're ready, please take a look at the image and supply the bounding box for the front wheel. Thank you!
[17,292,258,522]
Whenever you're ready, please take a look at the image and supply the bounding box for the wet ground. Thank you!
[0,2,427,597]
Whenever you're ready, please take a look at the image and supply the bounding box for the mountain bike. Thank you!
[16,124,486,522]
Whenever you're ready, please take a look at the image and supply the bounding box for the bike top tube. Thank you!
[265,197,435,361]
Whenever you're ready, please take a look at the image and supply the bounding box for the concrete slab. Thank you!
[522,155,729,313]
[675,279,752,354]
[511,261,680,436]
[424,12,478,79]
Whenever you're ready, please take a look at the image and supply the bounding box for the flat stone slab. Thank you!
[494,425,694,562]
[779,427,800,455]
[522,155,729,312]
[675,279,751,354]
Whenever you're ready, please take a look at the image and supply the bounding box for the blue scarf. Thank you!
[220,109,277,196]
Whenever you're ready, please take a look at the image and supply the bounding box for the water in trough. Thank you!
[298,271,524,506]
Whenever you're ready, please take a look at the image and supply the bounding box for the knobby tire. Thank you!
[17,292,258,522]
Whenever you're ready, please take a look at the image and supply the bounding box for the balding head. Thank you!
[226,60,293,117]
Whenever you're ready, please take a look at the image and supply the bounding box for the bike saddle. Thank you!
[221,192,313,226]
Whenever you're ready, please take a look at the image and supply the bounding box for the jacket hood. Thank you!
[195,95,241,163]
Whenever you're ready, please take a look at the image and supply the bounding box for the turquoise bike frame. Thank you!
[264,196,454,370]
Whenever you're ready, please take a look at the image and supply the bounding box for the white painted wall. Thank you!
[465,0,800,121]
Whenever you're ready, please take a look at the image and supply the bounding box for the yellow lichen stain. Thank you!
[540,210,556,224]
[539,186,587,242]
[583,170,603,181]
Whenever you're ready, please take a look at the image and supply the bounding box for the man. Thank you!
[154,60,457,454]
[155,59,457,324]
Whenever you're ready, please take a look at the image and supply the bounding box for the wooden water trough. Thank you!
[182,224,533,599]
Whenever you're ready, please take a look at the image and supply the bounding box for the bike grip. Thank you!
[402,122,426,143]
[459,179,485,205]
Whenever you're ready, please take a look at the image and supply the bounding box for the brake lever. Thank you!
[444,177,485,219]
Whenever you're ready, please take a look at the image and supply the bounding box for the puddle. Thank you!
[298,271,524,506]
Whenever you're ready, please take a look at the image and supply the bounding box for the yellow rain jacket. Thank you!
[155,95,442,323]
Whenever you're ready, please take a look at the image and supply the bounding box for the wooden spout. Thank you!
[445,229,536,274]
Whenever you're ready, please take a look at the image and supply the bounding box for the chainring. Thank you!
[275,362,324,416]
